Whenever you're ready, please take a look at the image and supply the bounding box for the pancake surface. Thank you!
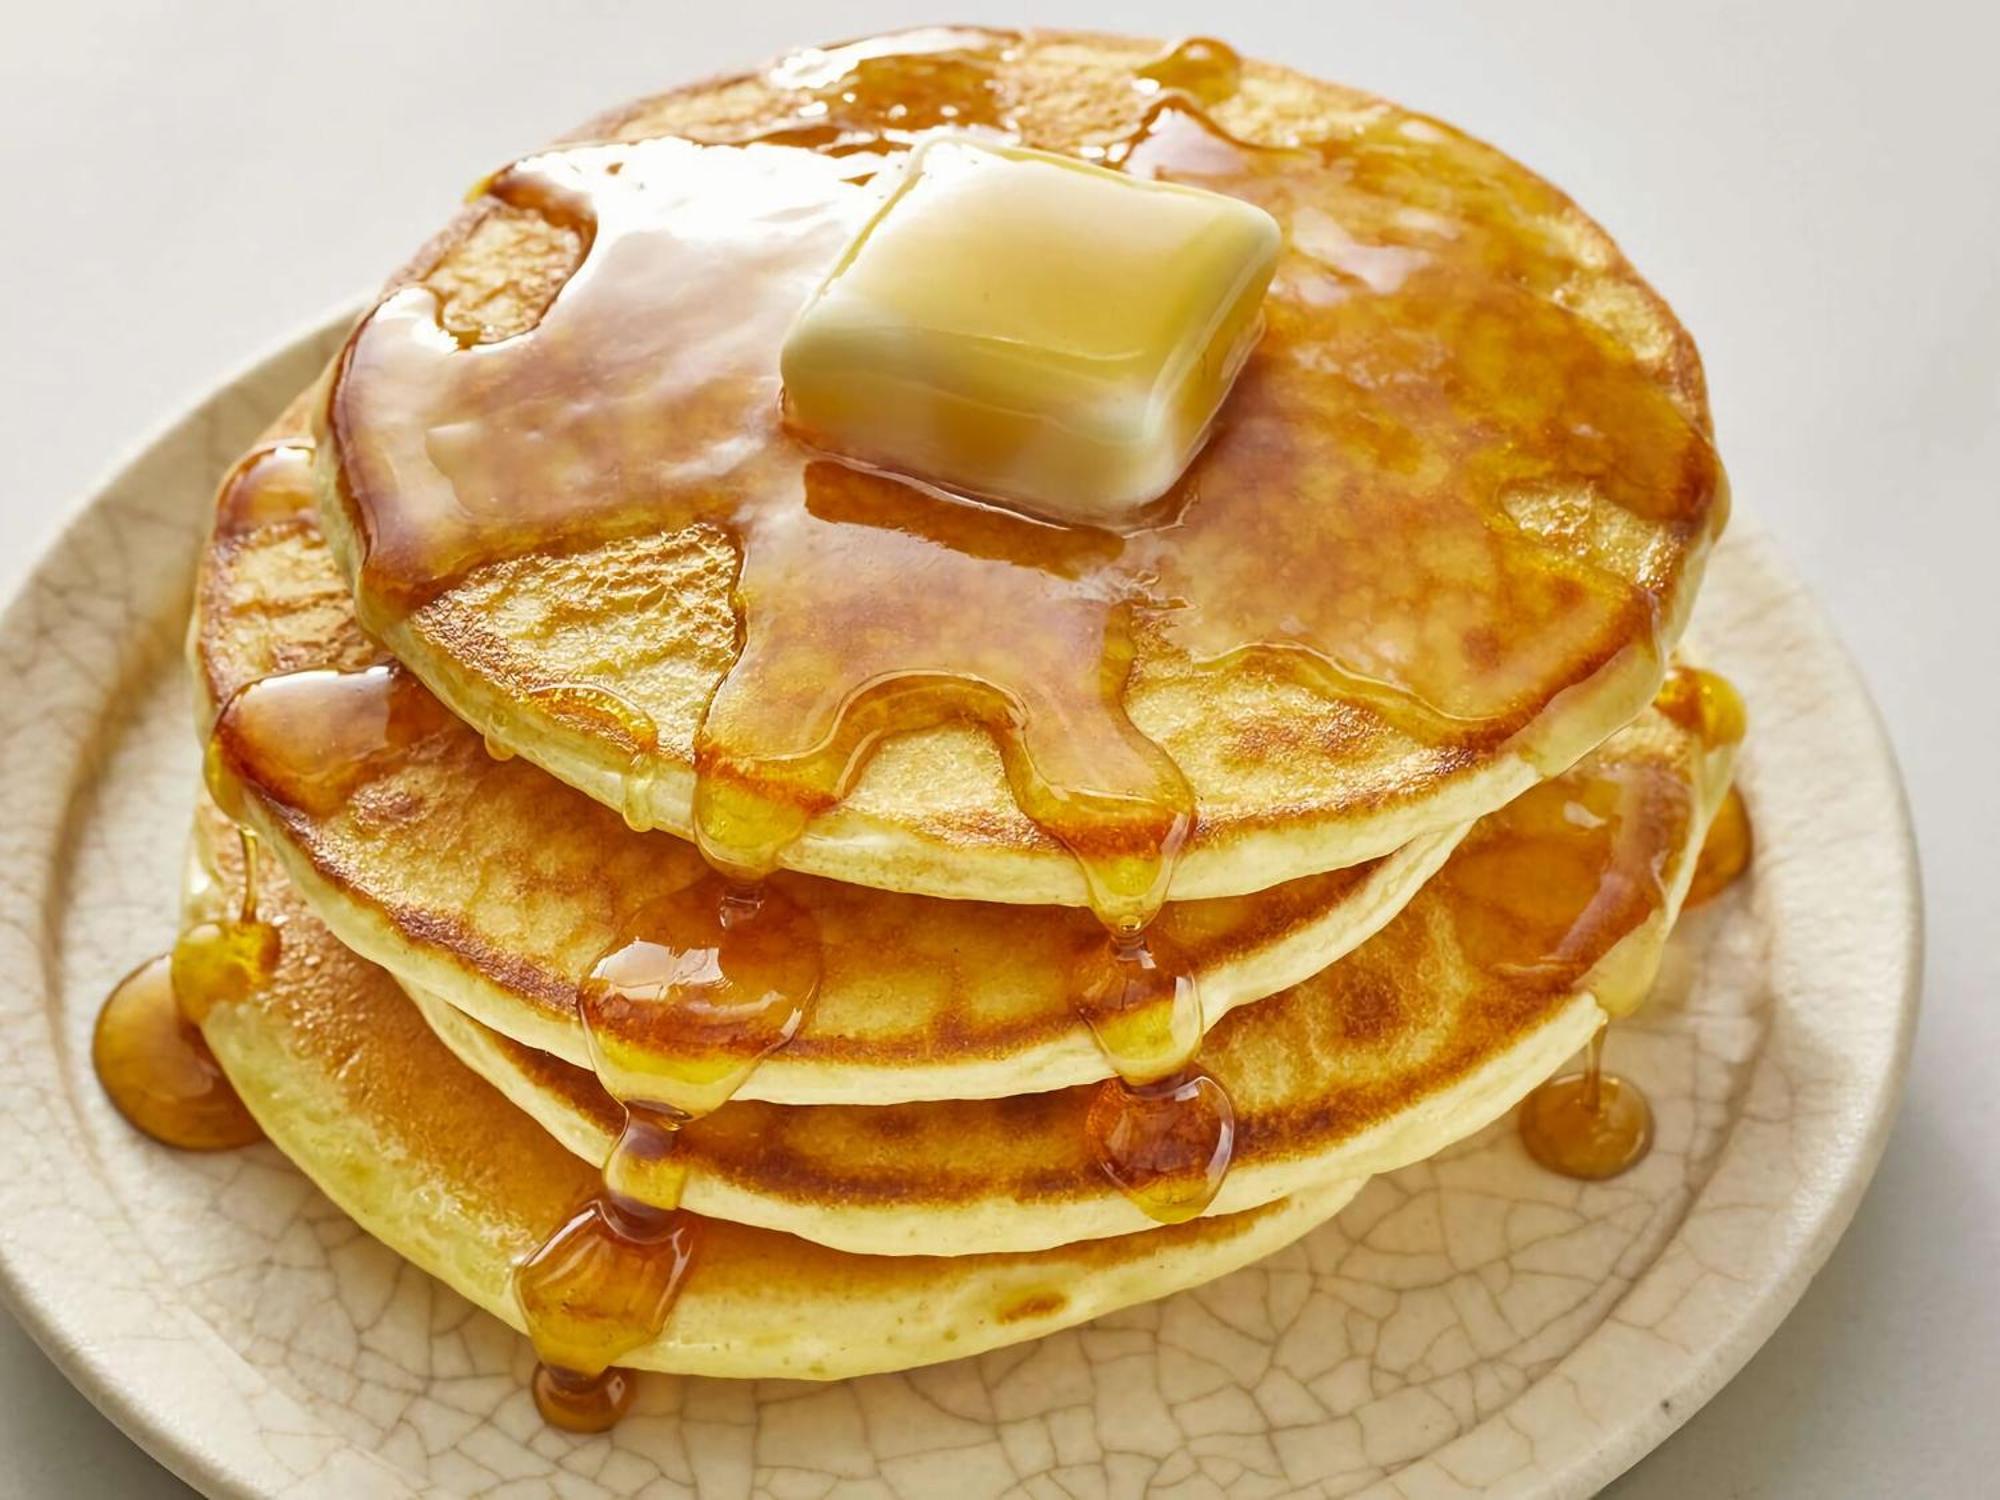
[313,26,1727,908]
[181,812,1362,1379]
[379,687,1734,1254]
[192,444,1463,1103]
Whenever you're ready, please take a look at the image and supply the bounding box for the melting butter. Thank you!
[780,137,1278,525]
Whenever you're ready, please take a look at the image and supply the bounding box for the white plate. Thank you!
[0,320,1919,1499]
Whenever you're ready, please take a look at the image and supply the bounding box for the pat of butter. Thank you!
[781,138,1279,525]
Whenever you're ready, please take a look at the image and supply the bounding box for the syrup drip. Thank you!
[1072,926,1232,1223]
[213,443,318,539]
[523,683,663,833]
[512,1109,698,1379]
[92,827,275,1150]
[1070,929,1203,1085]
[1686,785,1752,907]
[1655,663,1748,749]
[1438,753,1689,1006]
[1518,1024,1654,1180]
[1135,37,1243,106]
[513,864,820,1411]
[1085,1067,1237,1224]
[1505,667,1745,1178]
[208,661,455,819]
[93,955,263,1150]
[531,1364,637,1435]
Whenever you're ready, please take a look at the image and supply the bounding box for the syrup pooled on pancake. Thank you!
[192,458,1461,1103]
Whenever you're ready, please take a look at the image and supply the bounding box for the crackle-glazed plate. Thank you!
[0,320,1919,1500]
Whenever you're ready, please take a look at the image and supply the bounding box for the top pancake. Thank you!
[312,26,1727,908]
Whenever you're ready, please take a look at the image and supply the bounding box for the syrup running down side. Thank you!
[1686,786,1753,908]
[92,826,276,1151]
[93,443,326,1146]
[1512,663,1751,1179]
[196,644,756,1418]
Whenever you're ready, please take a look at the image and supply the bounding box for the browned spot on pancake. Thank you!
[1337,972,1403,1043]
[1460,625,1504,674]
[997,1289,1068,1323]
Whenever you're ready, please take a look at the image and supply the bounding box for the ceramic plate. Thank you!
[0,320,1919,1499]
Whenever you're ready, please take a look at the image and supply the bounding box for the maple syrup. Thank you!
[531,1363,638,1434]
[1085,1067,1237,1223]
[1518,1025,1654,1180]
[1135,37,1243,106]
[1655,664,1748,749]
[316,36,1723,1312]
[509,857,822,1408]
[93,828,275,1150]
[523,683,664,833]
[148,33,1726,1424]
[1436,754,1690,1001]
[1503,667,1747,1178]
[93,955,263,1150]
[768,27,1013,133]
[209,662,454,818]
[1071,929,1204,1085]
[1686,785,1753,908]
[213,443,318,538]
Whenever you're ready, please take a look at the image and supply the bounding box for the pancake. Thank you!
[192,438,1463,1105]
[192,680,1735,1256]
[311,26,1728,910]
[181,810,1362,1380]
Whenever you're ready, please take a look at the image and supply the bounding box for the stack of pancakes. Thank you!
[172,28,1738,1391]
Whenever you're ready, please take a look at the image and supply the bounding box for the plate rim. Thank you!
[0,315,1922,1500]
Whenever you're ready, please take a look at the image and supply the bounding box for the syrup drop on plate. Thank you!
[92,828,276,1150]
[1517,1025,1654,1181]
[1686,785,1753,908]
[93,954,264,1151]
[532,1363,638,1434]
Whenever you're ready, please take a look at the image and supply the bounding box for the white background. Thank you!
[2,2,1994,1494]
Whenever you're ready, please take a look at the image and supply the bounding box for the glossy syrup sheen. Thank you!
[198,642,738,1395]
[1517,1025,1654,1181]
[326,33,1723,923]
[309,30,1725,1414]
[93,955,264,1151]
[1508,664,1748,1180]
[93,830,278,1151]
